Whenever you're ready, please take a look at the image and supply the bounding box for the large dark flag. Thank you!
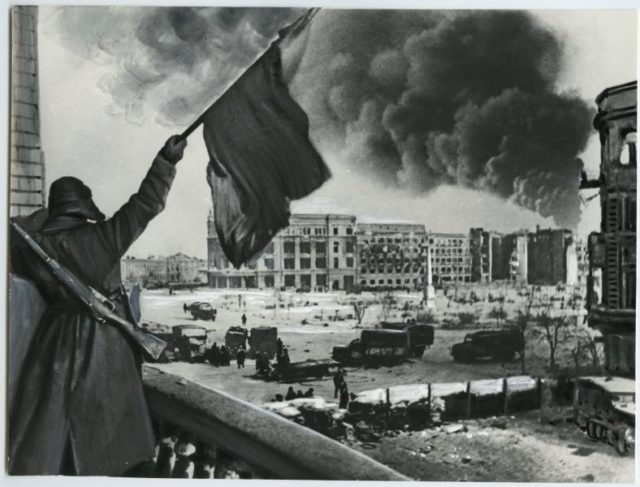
[200,9,330,268]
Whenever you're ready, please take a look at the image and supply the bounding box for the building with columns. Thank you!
[207,213,358,291]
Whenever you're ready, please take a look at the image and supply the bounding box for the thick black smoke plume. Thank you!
[46,8,594,228]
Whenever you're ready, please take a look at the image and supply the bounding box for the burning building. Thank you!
[583,80,637,376]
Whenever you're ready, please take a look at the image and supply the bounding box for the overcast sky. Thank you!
[37,8,637,259]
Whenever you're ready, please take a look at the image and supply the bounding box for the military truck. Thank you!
[172,324,208,362]
[380,322,435,357]
[450,328,522,363]
[332,325,434,365]
[225,326,249,358]
[189,302,217,321]
[248,326,278,359]
[573,376,635,456]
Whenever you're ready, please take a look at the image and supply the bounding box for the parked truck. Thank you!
[450,327,522,363]
[380,322,435,357]
[332,324,434,365]
[248,326,278,359]
[172,324,208,362]
[225,326,249,358]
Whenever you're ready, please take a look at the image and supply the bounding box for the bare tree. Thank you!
[536,308,572,372]
[352,300,370,325]
[488,306,507,326]
[378,290,394,321]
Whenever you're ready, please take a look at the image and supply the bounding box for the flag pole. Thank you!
[178,8,320,141]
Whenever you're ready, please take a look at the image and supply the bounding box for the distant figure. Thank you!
[208,342,220,367]
[296,390,304,398]
[285,386,296,401]
[339,383,350,409]
[304,388,314,398]
[236,347,246,368]
[220,346,231,366]
[257,352,270,376]
[241,313,247,326]
[281,348,291,368]
[333,368,346,398]
[276,338,284,358]
[183,303,188,314]
[275,394,284,402]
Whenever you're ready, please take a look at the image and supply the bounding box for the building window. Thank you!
[284,258,295,270]
[346,257,354,268]
[316,274,326,287]
[378,279,384,284]
[346,242,355,253]
[284,275,295,287]
[300,242,311,254]
[300,258,311,269]
[619,131,637,166]
[301,274,311,288]
[333,242,339,253]
[264,275,274,288]
[333,258,339,269]
[315,242,326,254]
[346,228,353,235]
[333,227,339,236]
[284,241,295,254]
[264,258,274,270]
[369,280,375,285]
[315,258,326,268]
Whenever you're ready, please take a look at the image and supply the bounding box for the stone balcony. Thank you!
[141,366,408,480]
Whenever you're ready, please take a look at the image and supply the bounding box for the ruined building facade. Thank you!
[10,6,45,216]
[584,81,636,376]
[357,223,430,291]
[429,233,472,285]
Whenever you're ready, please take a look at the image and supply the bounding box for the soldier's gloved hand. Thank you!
[161,135,187,165]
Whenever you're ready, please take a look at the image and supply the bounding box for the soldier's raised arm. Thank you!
[98,135,187,257]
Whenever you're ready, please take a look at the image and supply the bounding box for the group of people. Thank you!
[206,342,232,366]
[274,387,314,401]
[255,351,272,376]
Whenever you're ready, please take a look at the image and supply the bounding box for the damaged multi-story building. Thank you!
[356,222,431,291]
[582,80,636,376]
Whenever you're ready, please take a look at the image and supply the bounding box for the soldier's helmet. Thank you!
[47,176,105,222]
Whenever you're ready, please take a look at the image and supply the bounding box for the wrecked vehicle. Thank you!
[450,328,522,363]
[573,376,635,456]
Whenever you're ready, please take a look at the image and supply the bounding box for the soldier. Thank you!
[241,312,247,326]
[8,135,187,475]
[236,347,246,368]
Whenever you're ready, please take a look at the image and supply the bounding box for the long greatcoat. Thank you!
[8,153,176,476]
